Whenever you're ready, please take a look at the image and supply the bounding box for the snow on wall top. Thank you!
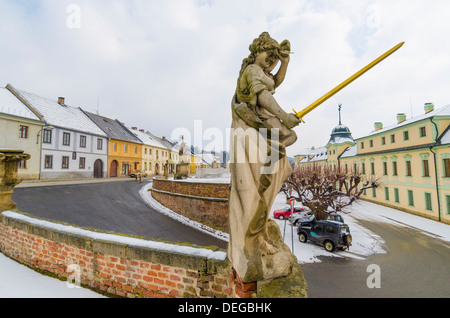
[1,211,227,261]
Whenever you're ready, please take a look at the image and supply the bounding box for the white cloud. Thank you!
[1,0,449,156]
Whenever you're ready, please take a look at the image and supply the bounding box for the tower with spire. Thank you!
[326,104,356,170]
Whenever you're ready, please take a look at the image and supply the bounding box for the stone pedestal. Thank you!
[0,149,30,211]
[257,263,308,298]
[175,161,190,179]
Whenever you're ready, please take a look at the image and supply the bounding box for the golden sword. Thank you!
[293,41,405,122]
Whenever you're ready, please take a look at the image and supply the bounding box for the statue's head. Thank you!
[240,32,290,76]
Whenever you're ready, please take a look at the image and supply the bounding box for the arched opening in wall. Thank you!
[110,160,118,177]
[94,159,104,178]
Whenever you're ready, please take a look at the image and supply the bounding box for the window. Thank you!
[369,140,373,147]
[446,195,450,215]
[372,188,377,198]
[408,190,414,206]
[384,187,389,201]
[370,162,375,175]
[390,134,395,143]
[444,158,450,178]
[403,131,409,141]
[325,226,337,234]
[394,188,400,203]
[381,136,386,145]
[79,157,86,169]
[392,161,398,176]
[19,125,29,138]
[44,155,53,169]
[422,159,430,177]
[361,142,365,149]
[72,152,77,160]
[383,162,388,175]
[18,160,27,169]
[419,126,427,137]
[361,163,366,175]
[406,160,412,177]
[313,223,324,233]
[424,192,432,211]
[134,146,138,154]
[97,138,103,150]
[80,135,87,148]
[113,143,117,152]
[43,129,52,144]
[63,132,70,146]
[62,156,69,169]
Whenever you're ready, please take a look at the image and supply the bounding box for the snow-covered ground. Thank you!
[1,178,449,297]
[0,252,106,298]
[271,193,450,264]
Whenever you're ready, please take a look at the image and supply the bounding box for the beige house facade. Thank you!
[295,103,450,224]
[0,86,45,180]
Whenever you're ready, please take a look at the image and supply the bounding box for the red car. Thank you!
[273,206,305,220]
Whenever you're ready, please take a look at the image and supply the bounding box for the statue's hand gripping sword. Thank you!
[293,42,405,123]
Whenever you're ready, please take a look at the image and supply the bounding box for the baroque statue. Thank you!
[228,32,301,283]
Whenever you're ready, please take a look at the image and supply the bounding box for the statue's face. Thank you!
[255,48,279,69]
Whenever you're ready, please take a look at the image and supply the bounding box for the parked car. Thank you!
[293,212,345,227]
[327,213,344,223]
[292,211,315,226]
[297,220,352,252]
[273,206,306,220]
[130,170,148,178]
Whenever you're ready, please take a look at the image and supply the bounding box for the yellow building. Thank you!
[128,128,171,176]
[295,103,450,224]
[83,112,143,177]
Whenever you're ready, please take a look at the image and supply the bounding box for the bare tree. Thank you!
[282,163,379,221]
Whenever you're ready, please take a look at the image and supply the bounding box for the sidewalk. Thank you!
[16,176,153,188]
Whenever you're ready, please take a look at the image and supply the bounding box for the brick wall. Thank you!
[0,212,234,298]
[153,178,229,199]
[151,178,230,233]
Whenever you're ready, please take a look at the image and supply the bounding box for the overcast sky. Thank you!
[1,0,449,157]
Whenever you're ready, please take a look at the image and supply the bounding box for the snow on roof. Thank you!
[366,104,450,137]
[328,136,355,145]
[296,146,328,162]
[339,145,358,158]
[128,127,168,149]
[0,87,41,121]
[438,126,450,145]
[17,89,106,136]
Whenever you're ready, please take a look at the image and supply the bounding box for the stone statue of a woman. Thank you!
[228,32,301,283]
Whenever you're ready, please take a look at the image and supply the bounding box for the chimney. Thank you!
[58,97,65,105]
[397,113,407,124]
[424,102,434,114]
[139,129,145,133]
[131,127,137,130]
[374,122,383,131]
[162,136,166,140]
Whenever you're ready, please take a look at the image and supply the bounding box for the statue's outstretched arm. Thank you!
[258,90,301,129]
